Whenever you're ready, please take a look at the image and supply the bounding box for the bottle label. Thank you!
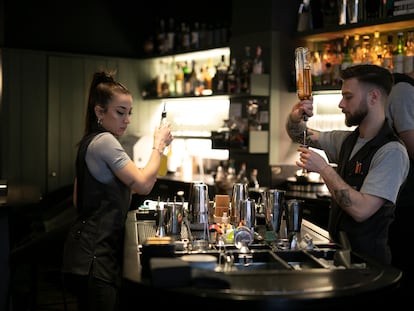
[393,55,404,73]
[403,56,414,74]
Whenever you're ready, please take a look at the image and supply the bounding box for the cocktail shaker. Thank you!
[231,182,248,226]
[285,199,304,234]
[264,189,286,236]
[188,181,209,225]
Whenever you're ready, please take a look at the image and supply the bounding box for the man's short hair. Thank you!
[340,64,394,95]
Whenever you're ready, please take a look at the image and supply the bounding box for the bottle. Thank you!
[393,32,405,73]
[182,61,191,95]
[331,40,342,86]
[214,55,228,94]
[351,34,362,64]
[371,31,383,66]
[190,22,200,50]
[181,22,190,50]
[174,62,184,96]
[240,46,253,93]
[383,34,394,71]
[361,35,373,64]
[252,45,264,74]
[160,74,170,97]
[341,35,353,70]
[155,18,166,55]
[165,18,175,53]
[158,103,168,177]
[249,169,260,189]
[227,57,239,94]
[236,163,248,184]
[188,60,198,95]
[311,50,322,87]
[404,31,414,74]
[295,46,312,100]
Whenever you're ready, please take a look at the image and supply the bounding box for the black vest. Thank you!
[328,121,400,265]
[62,132,131,287]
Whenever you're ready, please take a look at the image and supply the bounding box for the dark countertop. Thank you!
[122,212,402,310]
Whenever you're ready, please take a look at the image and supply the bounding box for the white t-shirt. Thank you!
[85,132,131,183]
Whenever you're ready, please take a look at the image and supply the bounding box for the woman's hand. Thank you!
[153,122,173,152]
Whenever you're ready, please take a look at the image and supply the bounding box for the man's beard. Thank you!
[345,98,368,127]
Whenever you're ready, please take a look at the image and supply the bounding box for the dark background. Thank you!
[1,0,233,58]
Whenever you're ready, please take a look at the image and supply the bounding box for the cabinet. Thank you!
[139,46,272,186]
[140,47,231,99]
[294,13,414,92]
[297,13,414,43]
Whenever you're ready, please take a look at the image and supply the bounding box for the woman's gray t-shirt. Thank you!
[85,132,131,184]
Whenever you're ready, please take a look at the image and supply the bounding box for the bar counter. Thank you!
[121,211,402,310]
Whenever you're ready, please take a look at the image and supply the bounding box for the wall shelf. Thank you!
[297,13,414,43]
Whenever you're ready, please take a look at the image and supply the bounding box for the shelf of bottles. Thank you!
[294,28,414,92]
[142,17,231,57]
[141,45,267,100]
[292,0,414,92]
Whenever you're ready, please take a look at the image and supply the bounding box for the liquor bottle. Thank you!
[383,35,394,71]
[158,103,168,176]
[331,40,342,86]
[351,34,362,64]
[393,32,405,73]
[174,62,184,96]
[227,57,239,94]
[240,46,252,93]
[404,31,414,74]
[182,61,191,95]
[252,45,264,74]
[181,22,190,51]
[311,50,322,87]
[214,55,228,94]
[249,169,260,189]
[155,18,166,55]
[161,74,170,97]
[296,47,312,99]
[188,60,198,95]
[165,18,175,53]
[236,163,248,184]
[371,31,383,66]
[361,35,373,64]
[191,22,200,50]
[341,35,353,70]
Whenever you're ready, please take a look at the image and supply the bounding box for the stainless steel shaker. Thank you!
[188,181,209,225]
[240,199,256,230]
[165,201,183,239]
[264,189,285,237]
[231,182,248,226]
[285,199,304,234]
